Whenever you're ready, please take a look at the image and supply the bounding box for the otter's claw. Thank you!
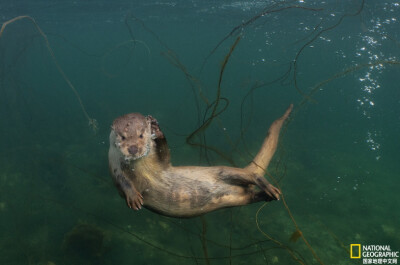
[265,184,281,201]
[125,191,144,210]
[254,176,281,201]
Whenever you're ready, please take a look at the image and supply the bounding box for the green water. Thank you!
[0,1,399,264]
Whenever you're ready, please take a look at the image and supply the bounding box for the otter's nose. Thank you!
[128,145,138,155]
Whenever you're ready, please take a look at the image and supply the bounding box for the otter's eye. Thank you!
[120,135,126,140]
[139,134,143,139]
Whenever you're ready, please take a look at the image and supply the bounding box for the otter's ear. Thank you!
[146,115,164,139]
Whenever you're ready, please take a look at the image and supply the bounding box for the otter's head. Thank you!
[111,113,156,161]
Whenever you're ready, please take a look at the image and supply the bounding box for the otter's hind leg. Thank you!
[252,175,281,201]
[252,190,275,202]
[233,188,275,206]
[218,168,280,201]
[213,186,273,209]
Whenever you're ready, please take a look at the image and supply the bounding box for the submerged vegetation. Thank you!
[0,0,399,264]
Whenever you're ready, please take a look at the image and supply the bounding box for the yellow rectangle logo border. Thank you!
[350,244,361,259]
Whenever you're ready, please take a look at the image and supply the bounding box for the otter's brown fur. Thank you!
[108,105,293,218]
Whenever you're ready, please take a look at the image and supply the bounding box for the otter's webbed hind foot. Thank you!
[254,176,281,200]
[252,190,274,202]
[125,190,144,210]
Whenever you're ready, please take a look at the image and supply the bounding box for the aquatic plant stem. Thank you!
[255,203,306,265]
[0,15,98,132]
[186,36,240,146]
[202,3,322,71]
[293,0,365,97]
[281,192,325,265]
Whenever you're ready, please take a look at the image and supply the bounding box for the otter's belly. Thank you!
[140,168,251,218]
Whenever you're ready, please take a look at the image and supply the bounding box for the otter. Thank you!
[108,104,293,218]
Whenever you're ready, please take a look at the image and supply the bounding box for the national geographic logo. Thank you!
[350,244,399,264]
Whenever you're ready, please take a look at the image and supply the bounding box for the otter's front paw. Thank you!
[125,190,144,210]
[265,184,281,201]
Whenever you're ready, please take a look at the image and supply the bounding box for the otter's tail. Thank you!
[245,104,293,176]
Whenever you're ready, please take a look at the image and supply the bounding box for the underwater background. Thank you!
[0,0,399,264]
